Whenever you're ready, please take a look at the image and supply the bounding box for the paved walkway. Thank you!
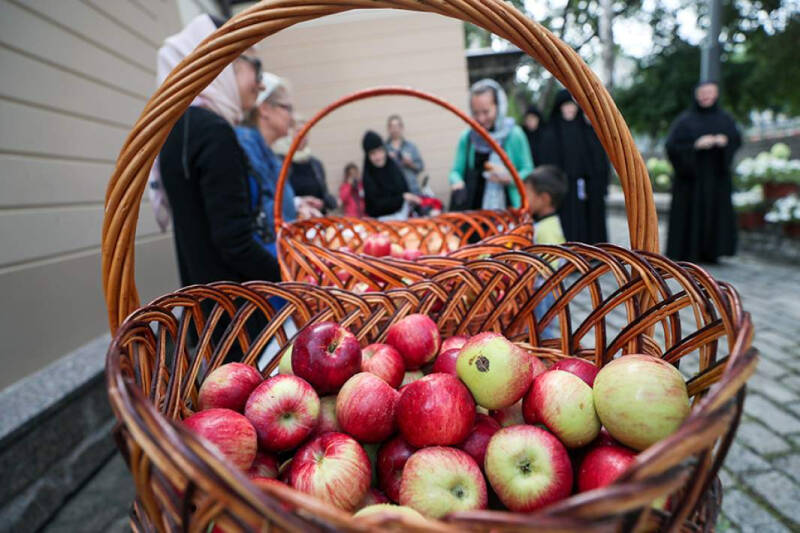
[43,213,799,531]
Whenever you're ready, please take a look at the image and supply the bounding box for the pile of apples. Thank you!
[361,232,424,262]
[183,314,691,523]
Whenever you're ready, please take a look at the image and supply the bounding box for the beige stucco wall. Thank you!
[0,0,190,390]
[251,9,470,202]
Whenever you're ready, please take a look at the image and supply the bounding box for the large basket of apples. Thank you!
[106,244,756,531]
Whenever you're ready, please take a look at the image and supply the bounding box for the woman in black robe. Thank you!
[521,104,547,166]
[665,82,741,263]
[361,131,420,219]
[538,90,610,243]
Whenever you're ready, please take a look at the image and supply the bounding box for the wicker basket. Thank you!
[100,1,755,531]
[273,85,533,289]
[106,245,755,531]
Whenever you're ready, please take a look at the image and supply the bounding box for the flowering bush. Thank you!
[646,157,673,192]
[736,144,800,188]
[732,185,764,213]
[764,194,800,223]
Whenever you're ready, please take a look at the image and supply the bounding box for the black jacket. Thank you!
[159,106,281,286]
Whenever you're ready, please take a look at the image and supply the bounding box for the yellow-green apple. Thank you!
[490,400,525,428]
[292,321,361,394]
[377,435,417,502]
[396,373,475,447]
[353,503,425,522]
[432,348,460,376]
[278,346,294,375]
[550,357,599,386]
[289,432,371,511]
[456,333,537,409]
[400,370,424,389]
[385,314,441,369]
[361,343,405,388]
[440,335,469,354]
[390,243,405,258]
[244,375,320,452]
[523,370,601,448]
[593,355,690,450]
[363,234,392,257]
[246,451,279,478]
[577,444,637,492]
[183,408,256,471]
[484,425,572,512]
[198,363,262,412]
[336,372,399,443]
[458,414,501,467]
[399,447,487,518]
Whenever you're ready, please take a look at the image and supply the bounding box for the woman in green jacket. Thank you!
[449,78,533,210]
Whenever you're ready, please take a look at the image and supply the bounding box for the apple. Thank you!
[456,333,536,409]
[183,408,256,471]
[198,363,262,412]
[361,343,405,388]
[523,370,601,448]
[353,503,425,522]
[401,249,423,261]
[593,355,690,451]
[313,395,341,436]
[490,400,525,428]
[578,444,637,492]
[336,372,399,443]
[357,488,391,509]
[458,414,502,467]
[278,346,294,375]
[550,357,599,387]
[396,373,475,447]
[377,435,417,502]
[390,243,405,258]
[335,269,352,285]
[484,425,573,512]
[431,348,460,375]
[399,447,487,518]
[246,451,279,479]
[289,432,371,511]
[244,375,320,452]
[363,233,392,257]
[385,314,441,369]
[278,458,293,484]
[440,335,469,354]
[292,321,361,394]
[400,370,424,389]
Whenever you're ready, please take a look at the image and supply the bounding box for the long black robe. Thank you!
[665,100,741,262]
[522,106,547,166]
[538,90,610,243]
[362,153,408,218]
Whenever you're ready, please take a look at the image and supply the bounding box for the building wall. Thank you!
[250,9,470,202]
[0,0,190,390]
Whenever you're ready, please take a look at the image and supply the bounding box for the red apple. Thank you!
[363,233,392,257]
[550,357,600,387]
[456,333,537,409]
[289,432,371,511]
[490,400,525,428]
[458,414,501,467]
[578,444,637,492]
[431,348,460,375]
[246,451,279,479]
[292,321,361,394]
[440,335,469,354]
[335,269,352,285]
[198,363,262,412]
[399,447,487,518]
[377,435,417,503]
[336,372,399,443]
[313,395,341,436]
[484,425,573,512]
[523,370,600,448]
[358,487,391,508]
[396,373,475,447]
[183,408,256,471]
[390,243,405,258]
[244,375,320,452]
[385,314,441,369]
[401,249,423,261]
[361,343,405,388]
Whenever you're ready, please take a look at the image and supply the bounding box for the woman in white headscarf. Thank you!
[155,14,282,286]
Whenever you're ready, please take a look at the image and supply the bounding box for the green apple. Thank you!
[278,345,293,375]
[593,355,690,451]
[353,503,426,521]
[456,333,536,409]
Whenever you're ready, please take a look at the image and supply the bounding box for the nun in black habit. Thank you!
[665,82,741,263]
[521,104,547,166]
[361,130,419,220]
[538,90,610,244]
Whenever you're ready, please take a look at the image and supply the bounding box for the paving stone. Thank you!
[772,454,800,483]
[754,356,790,379]
[721,489,790,532]
[744,471,800,525]
[736,421,792,455]
[746,375,798,404]
[716,513,739,532]
[780,374,800,391]
[743,396,800,435]
[723,441,772,474]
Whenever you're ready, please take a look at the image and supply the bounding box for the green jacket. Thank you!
[448,125,533,208]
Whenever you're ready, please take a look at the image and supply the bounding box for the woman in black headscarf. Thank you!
[521,104,546,166]
[538,89,610,243]
[665,82,741,263]
[361,131,420,219]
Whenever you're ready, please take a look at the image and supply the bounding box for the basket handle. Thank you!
[273,85,527,230]
[102,0,658,332]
